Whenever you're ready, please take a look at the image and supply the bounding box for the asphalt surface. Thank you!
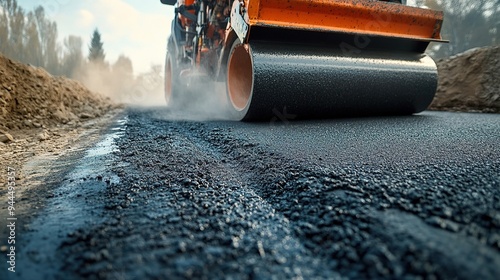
[5,107,500,279]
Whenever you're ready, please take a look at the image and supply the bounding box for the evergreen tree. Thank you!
[88,28,105,62]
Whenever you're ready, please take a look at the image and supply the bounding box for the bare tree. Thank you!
[1,1,62,74]
[111,55,135,97]
[113,55,133,78]
[24,11,43,67]
[0,2,9,54]
[43,21,59,74]
[61,35,84,77]
[0,0,25,61]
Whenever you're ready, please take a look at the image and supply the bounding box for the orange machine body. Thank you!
[243,0,444,41]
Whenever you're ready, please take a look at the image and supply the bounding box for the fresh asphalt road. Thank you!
[7,108,500,279]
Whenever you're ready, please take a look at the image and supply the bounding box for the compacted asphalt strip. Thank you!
[6,108,500,279]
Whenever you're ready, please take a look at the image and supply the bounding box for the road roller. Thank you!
[160,0,445,120]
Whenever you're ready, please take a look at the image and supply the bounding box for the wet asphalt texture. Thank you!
[7,107,500,279]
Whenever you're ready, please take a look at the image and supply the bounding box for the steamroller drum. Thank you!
[226,40,438,121]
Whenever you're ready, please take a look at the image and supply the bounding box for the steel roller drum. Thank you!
[227,40,438,121]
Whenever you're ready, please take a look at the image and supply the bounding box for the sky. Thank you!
[17,0,176,74]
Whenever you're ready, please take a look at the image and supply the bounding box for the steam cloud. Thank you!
[79,63,235,121]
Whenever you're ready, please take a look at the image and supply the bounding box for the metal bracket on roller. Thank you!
[231,1,248,42]
[174,5,197,22]
[163,0,445,121]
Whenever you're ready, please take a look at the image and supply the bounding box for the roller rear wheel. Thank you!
[226,39,253,120]
[164,51,185,107]
[164,51,190,107]
[164,52,174,105]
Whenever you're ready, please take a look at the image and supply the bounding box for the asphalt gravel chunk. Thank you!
[43,108,500,279]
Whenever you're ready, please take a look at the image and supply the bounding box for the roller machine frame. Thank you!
[160,0,445,120]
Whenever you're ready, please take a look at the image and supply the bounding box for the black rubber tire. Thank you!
[165,51,190,107]
[164,51,176,106]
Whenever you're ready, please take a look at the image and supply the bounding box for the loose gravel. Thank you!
[9,107,499,279]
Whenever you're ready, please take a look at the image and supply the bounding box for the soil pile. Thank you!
[0,53,121,192]
[430,45,500,113]
[0,53,114,135]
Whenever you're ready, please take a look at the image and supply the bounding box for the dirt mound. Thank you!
[0,53,114,134]
[430,46,500,113]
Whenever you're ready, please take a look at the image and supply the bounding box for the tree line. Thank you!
[417,0,499,58]
[0,0,157,102]
[0,0,62,74]
[0,0,134,82]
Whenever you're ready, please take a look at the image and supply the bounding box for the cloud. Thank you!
[80,0,174,74]
[78,9,94,28]
[99,0,165,43]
